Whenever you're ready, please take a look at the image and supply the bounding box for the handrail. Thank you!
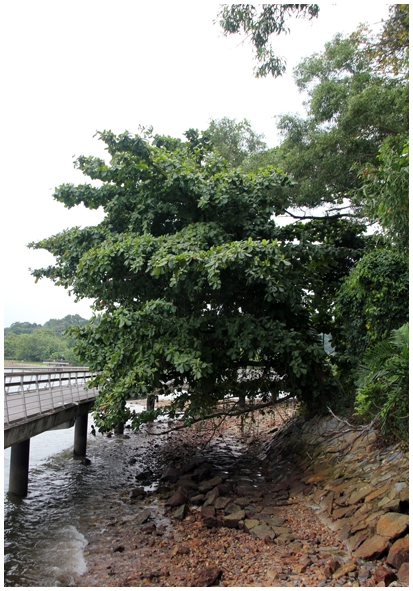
[4,368,98,427]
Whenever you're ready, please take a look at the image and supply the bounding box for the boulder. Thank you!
[244,518,260,533]
[191,567,222,587]
[223,510,245,529]
[224,502,242,515]
[250,523,276,541]
[173,504,187,521]
[200,506,217,528]
[332,561,357,580]
[129,486,146,499]
[354,535,392,560]
[190,494,205,506]
[397,562,409,585]
[214,497,231,510]
[373,565,397,586]
[347,485,375,505]
[160,465,181,483]
[166,487,188,507]
[387,535,409,569]
[198,476,222,494]
[135,508,152,525]
[376,513,409,539]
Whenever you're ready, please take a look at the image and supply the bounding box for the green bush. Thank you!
[355,322,409,441]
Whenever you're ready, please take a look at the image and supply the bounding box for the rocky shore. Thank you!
[75,404,408,587]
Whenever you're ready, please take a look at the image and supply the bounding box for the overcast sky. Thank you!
[2,2,390,328]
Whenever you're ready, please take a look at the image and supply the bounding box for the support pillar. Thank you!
[9,439,30,497]
[114,423,124,435]
[73,413,88,458]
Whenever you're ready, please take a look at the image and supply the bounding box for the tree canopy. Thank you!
[30,128,359,431]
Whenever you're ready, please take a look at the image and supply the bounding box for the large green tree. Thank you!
[29,129,355,431]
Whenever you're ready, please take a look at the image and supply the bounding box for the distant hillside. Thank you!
[5,315,89,336]
[4,315,89,364]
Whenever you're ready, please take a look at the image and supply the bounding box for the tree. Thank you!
[332,249,409,375]
[271,26,408,214]
[4,321,42,336]
[217,4,320,77]
[205,117,266,167]
[359,140,409,253]
[29,128,351,432]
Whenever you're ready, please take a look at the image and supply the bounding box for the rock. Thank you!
[250,523,276,541]
[376,513,409,539]
[354,535,392,560]
[224,502,242,515]
[190,494,205,506]
[135,508,152,525]
[332,505,357,520]
[397,562,409,585]
[198,476,223,494]
[202,490,219,508]
[214,496,231,510]
[160,465,181,483]
[173,504,187,521]
[200,506,217,528]
[347,485,375,505]
[347,528,374,552]
[387,535,409,568]
[332,561,358,580]
[373,565,397,586]
[141,522,156,534]
[260,514,285,527]
[365,482,393,503]
[191,567,222,587]
[223,510,245,529]
[166,486,188,507]
[217,482,233,495]
[129,486,145,498]
[176,476,198,490]
[244,518,260,533]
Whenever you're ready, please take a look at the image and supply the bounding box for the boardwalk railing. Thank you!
[4,368,98,426]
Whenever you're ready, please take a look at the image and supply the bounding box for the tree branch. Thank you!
[144,395,294,435]
[282,209,359,221]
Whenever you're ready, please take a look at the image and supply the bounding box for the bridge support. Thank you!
[73,413,88,458]
[9,438,30,497]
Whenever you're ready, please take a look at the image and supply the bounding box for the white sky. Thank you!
[2,2,391,327]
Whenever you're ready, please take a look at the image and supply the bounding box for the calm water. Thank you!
[4,403,157,587]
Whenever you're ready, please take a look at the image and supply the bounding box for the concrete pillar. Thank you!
[73,413,88,458]
[114,423,124,435]
[9,439,30,497]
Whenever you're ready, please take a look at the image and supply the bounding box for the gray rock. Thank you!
[173,504,187,521]
[135,508,152,525]
[223,510,246,529]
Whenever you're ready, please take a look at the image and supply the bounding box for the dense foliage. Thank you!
[30,128,360,431]
[355,323,409,441]
[4,315,88,364]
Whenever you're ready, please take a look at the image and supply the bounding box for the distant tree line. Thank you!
[4,315,89,365]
